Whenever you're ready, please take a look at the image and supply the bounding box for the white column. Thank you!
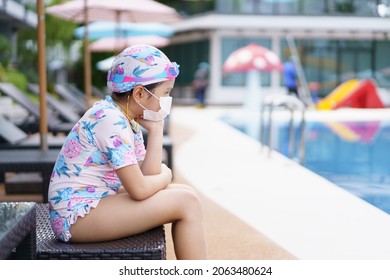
[209,30,221,104]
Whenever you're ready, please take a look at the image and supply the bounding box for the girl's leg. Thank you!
[163,184,206,259]
[69,186,207,260]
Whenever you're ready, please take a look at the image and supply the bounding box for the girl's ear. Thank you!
[132,85,144,102]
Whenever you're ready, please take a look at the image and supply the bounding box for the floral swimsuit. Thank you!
[48,96,146,242]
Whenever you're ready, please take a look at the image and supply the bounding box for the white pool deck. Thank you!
[172,106,390,260]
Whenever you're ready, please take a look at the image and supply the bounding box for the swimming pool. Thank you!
[221,112,390,215]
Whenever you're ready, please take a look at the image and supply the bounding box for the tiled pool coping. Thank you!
[173,106,390,259]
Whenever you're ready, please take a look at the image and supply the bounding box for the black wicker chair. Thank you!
[36,203,166,260]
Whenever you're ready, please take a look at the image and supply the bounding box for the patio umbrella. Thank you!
[46,0,181,107]
[74,21,174,40]
[90,35,171,53]
[37,0,48,150]
[223,43,282,111]
[96,56,115,71]
[46,0,181,23]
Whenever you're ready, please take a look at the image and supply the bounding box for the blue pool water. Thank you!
[222,115,390,215]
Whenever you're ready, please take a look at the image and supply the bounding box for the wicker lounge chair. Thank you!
[28,83,80,123]
[0,115,64,195]
[92,86,107,99]
[36,203,166,260]
[0,115,65,149]
[0,83,74,134]
[0,149,60,202]
[6,203,166,260]
[54,83,87,113]
[66,83,88,101]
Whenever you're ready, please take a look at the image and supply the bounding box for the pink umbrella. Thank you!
[46,0,181,23]
[46,0,181,107]
[223,43,282,73]
[89,35,170,52]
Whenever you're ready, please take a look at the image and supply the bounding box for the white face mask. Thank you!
[139,88,172,121]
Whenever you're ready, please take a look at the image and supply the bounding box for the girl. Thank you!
[48,44,207,260]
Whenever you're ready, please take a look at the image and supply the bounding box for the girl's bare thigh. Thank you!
[69,184,199,243]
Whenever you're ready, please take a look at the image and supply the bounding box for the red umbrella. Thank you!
[223,43,282,73]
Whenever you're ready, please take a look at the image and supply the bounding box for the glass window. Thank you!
[375,41,390,87]
[221,37,272,87]
[356,51,372,79]
[318,44,338,97]
[354,0,380,16]
[230,0,303,15]
[280,38,339,97]
[327,0,356,14]
[216,0,379,16]
[255,0,273,14]
[337,40,372,83]
[216,0,233,13]
[340,50,355,81]
[301,0,326,14]
[274,0,300,14]
[163,40,210,86]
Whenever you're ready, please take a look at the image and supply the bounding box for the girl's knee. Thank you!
[179,189,203,215]
[166,188,201,212]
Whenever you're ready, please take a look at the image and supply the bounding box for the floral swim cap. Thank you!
[107,44,179,93]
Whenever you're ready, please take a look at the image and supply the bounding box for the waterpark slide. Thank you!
[316,79,384,110]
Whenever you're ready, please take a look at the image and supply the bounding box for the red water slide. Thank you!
[333,79,384,109]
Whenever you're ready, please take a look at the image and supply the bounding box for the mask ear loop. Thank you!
[143,87,160,101]
[126,94,139,132]
[138,88,157,112]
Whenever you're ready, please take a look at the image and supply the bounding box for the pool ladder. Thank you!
[260,94,306,163]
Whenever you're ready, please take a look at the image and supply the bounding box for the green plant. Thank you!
[0,68,28,91]
[0,35,11,68]
[336,2,355,13]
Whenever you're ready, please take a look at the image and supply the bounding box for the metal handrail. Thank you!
[260,94,306,163]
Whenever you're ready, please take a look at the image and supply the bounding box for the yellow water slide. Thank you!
[316,79,359,110]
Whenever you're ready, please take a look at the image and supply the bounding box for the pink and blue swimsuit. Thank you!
[48,96,146,242]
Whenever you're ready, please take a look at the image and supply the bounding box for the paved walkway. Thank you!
[167,111,296,260]
[169,106,390,260]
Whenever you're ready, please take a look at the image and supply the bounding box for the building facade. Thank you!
[165,0,390,105]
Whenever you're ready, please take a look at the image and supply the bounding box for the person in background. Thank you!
[48,44,207,260]
[192,62,209,108]
[309,82,320,104]
[283,57,299,98]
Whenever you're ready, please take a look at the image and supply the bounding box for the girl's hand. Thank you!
[138,118,164,133]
